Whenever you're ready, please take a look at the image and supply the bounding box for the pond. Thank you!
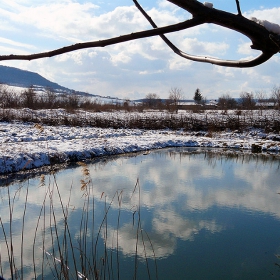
[0,148,280,279]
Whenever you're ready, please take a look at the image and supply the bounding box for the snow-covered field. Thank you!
[1,109,280,175]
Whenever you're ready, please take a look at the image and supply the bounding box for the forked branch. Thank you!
[162,0,280,67]
[0,0,279,68]
[0,18,204,61]
[134,0,277,67]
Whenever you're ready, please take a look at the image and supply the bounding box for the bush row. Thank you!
[1,108,280,132]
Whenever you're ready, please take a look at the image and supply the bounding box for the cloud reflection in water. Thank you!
[0,148,280,278]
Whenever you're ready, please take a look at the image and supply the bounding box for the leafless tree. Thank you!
[255,90,267,114]
[217,93,237,110]
[0,84,18,108]
[169,87,184,103]
[21,86,37,109]
[271,85,280,109]
[168,87,184,112]
[144,93,162,108]
[0,0,279,68]
[45,87,57,108]
[239,92,256,110]
[67,91,80,110]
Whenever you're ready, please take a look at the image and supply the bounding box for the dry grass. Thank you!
[0,165,158,280]
[2,108,280,132]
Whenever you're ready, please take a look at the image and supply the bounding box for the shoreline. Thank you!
[1,120,280,176]
[1,145,279,188]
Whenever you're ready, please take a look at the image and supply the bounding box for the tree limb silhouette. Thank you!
[165,0,280,67]
[0,0,279,68]
[134,0,278,67]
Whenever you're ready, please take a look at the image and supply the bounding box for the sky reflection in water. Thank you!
[1,148,280,279]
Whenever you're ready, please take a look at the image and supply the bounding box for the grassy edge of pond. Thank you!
[0,165,159,280]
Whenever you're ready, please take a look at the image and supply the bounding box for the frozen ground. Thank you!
[1,110,280,174]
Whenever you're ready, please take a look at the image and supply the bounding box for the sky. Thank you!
[0,0,279,100]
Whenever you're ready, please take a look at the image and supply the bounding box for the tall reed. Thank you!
[0,165,158,280]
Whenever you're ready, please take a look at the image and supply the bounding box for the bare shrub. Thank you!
[217,93,237,110]
[239,92,256,110]
[255,90,267,115]
[21,86,38,109]
[168,87,184,113]
[0,84,20,108]
[271,85,280,109]
[143,93,162,109]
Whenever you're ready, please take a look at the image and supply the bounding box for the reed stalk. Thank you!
[0,165,157,280]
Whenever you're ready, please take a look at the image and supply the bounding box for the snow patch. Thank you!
[251,17,280,35]
[0,110,280,175]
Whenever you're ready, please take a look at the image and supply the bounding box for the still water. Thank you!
[1,148,280,279]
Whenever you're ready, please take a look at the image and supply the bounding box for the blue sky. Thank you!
[0,0,279,100]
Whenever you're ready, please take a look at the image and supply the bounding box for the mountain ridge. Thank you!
[0,65,94,97]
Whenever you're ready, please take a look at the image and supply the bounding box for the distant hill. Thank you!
[0,65,69,91]
[0,65,100,98]
[0,65,126,104]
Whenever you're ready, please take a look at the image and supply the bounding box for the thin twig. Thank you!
[235,0,242,16]
[20,186,29,279]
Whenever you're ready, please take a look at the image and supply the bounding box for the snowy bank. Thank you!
[1,121,280,175]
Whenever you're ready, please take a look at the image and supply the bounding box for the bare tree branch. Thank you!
[0,17,203,61]
[167,0,279,66]
[134,0,275,67]
[0,0,278,68]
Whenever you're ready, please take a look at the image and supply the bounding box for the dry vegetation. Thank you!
[1,85,280,133]
[0,167,157,279]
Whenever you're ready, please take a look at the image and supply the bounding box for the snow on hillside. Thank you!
[3,84,128,105]
[0,65,129,105]
[0,65,67,91]
[0,110,280,175]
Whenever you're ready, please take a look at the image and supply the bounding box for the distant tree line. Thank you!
[143,86,280,111]
[217,87,280,111]
[1,84,280,133]
[1,84,280,113]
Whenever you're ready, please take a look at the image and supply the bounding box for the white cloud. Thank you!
[245,7,280,25]
[0,2,280,100]
[0,45,31,55]
[0,37,35,50]
[153,210,223,241]
[157,0,179,11]
[148,7,186,25]
[215,66,235,78]
[237,42,256,55]
[139,69,164,75]
[148,36,167,51]
[11,2,99,40]
[168,54,193,70]
[180,38,229,55]
[106,223,176,259]
[110,51,132,65]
